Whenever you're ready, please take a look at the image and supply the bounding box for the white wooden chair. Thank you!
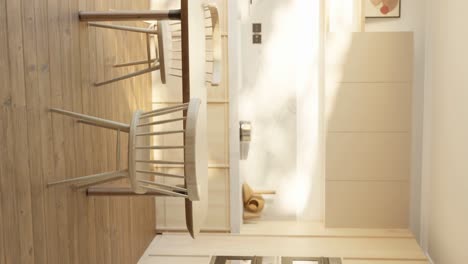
[168,3,222,86]
[89,21,169,86]
[205,3,222,86]
[47,98,201,202]
[78,1,209,237]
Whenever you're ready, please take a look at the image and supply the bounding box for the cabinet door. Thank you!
[344,260,428,264]
[140,255,211,264]
[325,32,413,228]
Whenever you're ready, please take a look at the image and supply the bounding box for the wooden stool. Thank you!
[47,98,201,201]
[88,21,168,86]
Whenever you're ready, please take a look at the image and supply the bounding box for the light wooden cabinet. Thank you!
[344,261,428,264]
[140,255,211,264]
[325,32,413,228]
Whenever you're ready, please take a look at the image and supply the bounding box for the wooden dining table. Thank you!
[79,0,208,238]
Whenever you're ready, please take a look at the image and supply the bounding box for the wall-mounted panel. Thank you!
[326,181,409,228]
[325,32,413,229]
[326,32,413,83]
[344,261,428,264]
[326,132,410,181]
[140,255,211,264]
[207,104,229,165]
[326,82,411,132]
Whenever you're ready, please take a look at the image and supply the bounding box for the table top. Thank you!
[180,0,208,239]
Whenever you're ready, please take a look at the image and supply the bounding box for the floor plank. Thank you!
[34,0,56,262]
[0,0,155,263]
[22,0,48,263]
[0,0,22,262]
[6,0,36,262]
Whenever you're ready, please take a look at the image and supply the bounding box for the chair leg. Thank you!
[50,108,130,132]
[88,22,158,34]
[76,119,128,132]
[140,184,188,198]
[86,186,170,196]
[47,170,128,187]
[73,174,127,190]
[138,179,187,193]
[94,64,160,87]
[113,58,157,68]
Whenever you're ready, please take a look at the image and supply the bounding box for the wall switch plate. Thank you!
[253,34,262,44]
[252,23,262,33]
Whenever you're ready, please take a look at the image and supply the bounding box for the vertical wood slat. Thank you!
[115,1,133,263]
[128,3,137,261]
[0,0,21,262]
[34,0,55,262]
[68,0,84,261]
[6,0,36,263]
[48,0,72,262]
[57,0,79,262]
[0,1,4,251]
[103,0,120,263]
[83,0,98,263]
[93,0,112,262]
[23,0,49,263]
[110,3,124,264]
[74,0,90,261]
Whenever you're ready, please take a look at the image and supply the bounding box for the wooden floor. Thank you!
[0,0,156,263]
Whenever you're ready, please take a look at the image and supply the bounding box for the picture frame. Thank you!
[365,0,401,18]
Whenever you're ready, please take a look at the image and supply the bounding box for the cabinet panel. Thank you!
[344,261,428,264]
[140,255,211,264]
[325,32,413,229]
[326,83,411,132]
[326,33,413,83]
[326,132,410,181]
[207,104,228,165]
[326,181,409,228]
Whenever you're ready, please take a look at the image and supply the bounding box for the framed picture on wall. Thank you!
[365,0,401,18]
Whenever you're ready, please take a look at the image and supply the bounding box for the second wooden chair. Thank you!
[47,98,201,201]
[89,21,169,87]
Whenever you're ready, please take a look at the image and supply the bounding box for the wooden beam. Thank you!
[181,0,190,104]
[79,10,182,21]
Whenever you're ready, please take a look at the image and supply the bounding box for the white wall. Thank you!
[421,0,468,262]
[238,0,323,221]
[365,0,426,240]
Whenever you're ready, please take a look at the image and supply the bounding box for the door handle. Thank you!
[240,121,252,160]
